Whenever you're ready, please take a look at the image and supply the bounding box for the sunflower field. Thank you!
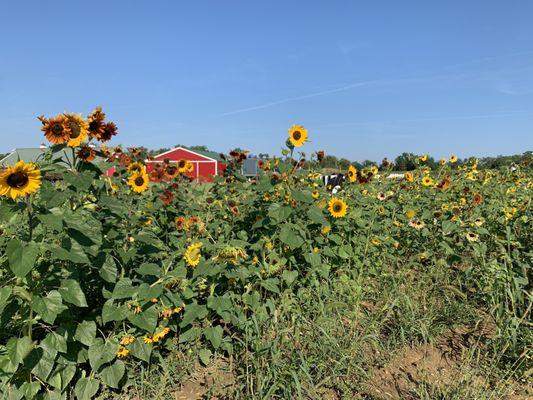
[0,109,531,399]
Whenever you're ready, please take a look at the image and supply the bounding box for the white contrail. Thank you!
[214,80,377,117]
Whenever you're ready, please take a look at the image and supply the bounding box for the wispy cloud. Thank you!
[213,80,377,117]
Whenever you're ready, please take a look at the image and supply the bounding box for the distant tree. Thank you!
[393,152,417,171]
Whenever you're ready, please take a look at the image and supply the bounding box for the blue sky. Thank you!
[0,1,532,161]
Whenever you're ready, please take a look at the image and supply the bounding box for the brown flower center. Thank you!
[292,131,301,140]
[134,176,145,186]
[68,121,81,138]
[333,203,342,212]
[51,123,64,136]
[7,171,29,188]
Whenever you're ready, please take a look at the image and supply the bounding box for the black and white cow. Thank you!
[321,174,346,194]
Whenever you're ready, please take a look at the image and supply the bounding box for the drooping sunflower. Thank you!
[0,161,42,199]
[184,242,203,267]
[288,125,308,147]
[347,165,357,183]
[404,171,414,182]
[39,115,70,144]
[87,106,106,139]
[127,162,146,174]
[77,145,96,162]
[127,171,150,193]
[421,176,434,187]
[64,113,89,147]
[328,197,348,218]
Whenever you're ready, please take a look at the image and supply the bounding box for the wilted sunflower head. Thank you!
[64,113,89,147]
[472,193,483,206]
[0,161,42,199]
[160,190,174,205]
[288,125,308,147]
[175,216,186,230]
[77,145,96,162]
[328,197,348,218]
[184,242,203,267]
[40,114,70,144]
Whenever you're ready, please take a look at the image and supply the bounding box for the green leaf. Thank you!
[41,332,67,354]
[37,213,63,232]
[63,172,93,191]
[6,239,39,278]
[99,256,117,283]
[20,381,41,399]
[291,189,313,203]
[33,290,67,324]
[74,377,100,400]
[268,203,293,223]
[127,306,158,332]
[136,263,161,276]
[88,339,117,371]
[307,207,327,225]
[279,227,304,249]
[260,278,280,293]
[112,278,136,299]
[198,348,211,366]
[49,240,90,264]
[7,336,33,365]
[179,303,208,328]
[59,279,87,307]
[0,286,12,310]
[99,360,125,389]
[282,270,298,286]
[129,339,152,363]
[30,345,56,381]
[204,326,223,349]
[74,320,96,346]
[102,300,127,324]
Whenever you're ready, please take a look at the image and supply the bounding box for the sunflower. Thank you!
[311,190,320,199]
[185,161,194,173]
[165,164,179,179]
[408,219,425,230]
[321,225,331,235]
[127,171,150,193]
[177,159,187,173]
[440,158,447,166]
[347,165,357,183]
[436,176,451,191]
[64,113,89,147]
[419,154,428,162]
[288,125,308,147]
[449,155,458,163]
[39,114,70,144]
[371,238,380,246]
[99,122,118,142]
[87,106,106,139]
[120,335,135,346]
[127,162,146,174]
[116,346,129,359]
[421,176,434,187]
[405,209,416,219]
[160,190,174,205]
[404,171,414,182]
[472,193,483,206]
[0,161,42,199]
[184,242,203,267]
[77,145,96,162]
[465,232,479,242]
[328,197,348,218]
[377,192,386,201]
[474,217,485,227]
[175,216,187,230]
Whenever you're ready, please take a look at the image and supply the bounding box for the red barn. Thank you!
[146,146,226,182]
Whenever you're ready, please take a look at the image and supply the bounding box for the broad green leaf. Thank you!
[33,290,67,325]
[127,306,158,332]
[179,303,208,327]
[198,348,211,366]
[282,270,298,286]
[136,263,161,276]
[41,332,68,354]
[20,381,41,399]
[260,278,280,293]
[74,320,96,346]
[279,227,304,249]
[112,278,136,299]
[6,239,39,278]
[99,360,125,389]
[88,339,117,371]
[99,256,117,283]
[37,213,63,231]
[129,339,152,362]
[204,326,223,349]
[74,377,100,400]
[7,336,33,365]
[59,280,88,307]
[102,300,127,324]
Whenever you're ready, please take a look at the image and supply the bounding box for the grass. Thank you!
[105,256,532,399]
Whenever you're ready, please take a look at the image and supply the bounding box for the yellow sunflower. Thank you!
[449,154,458,163]
[328,197,348,218]
[288,125,308,147]
[177,159,188,173]
[116,346,129,359]
[0,161,42,199]
[311,190,320,199]
[347,165,357,183]
[127,162,146,174]
[127,171,150,193]
[421,176,434,187]
[64,113,89,147]
[404,171,414,182]
[39,114,70,144]
[185,161,194,173]
[419,154,428,162]
[184,242,203,267]
[440,158,447,166]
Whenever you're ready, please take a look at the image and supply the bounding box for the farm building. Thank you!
[146,146,226,182]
